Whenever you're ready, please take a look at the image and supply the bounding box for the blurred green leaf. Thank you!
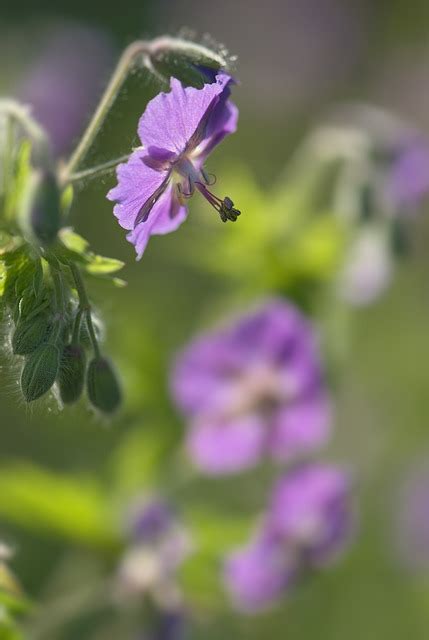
[85,255,125,275]
[58,228,89,256]
[0,465,118,551]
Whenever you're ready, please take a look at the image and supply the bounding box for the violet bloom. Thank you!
[17,23,114,156]
[224,463,352,612]
[386,138,429,211]
[171,299,332,475]
[268,463,353,565]
[224,535,297,612]
[118,499,192,605]
[107,73,239,258]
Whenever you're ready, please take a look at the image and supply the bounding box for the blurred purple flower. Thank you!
[129,500,175,543]
[268,463,353,565]
[171,299,332,475]
[17,23,115,157]
[394,463,429,573]
[140,611,186,640]
[107,72,239,259]
[117,499,192,607]
[225,463,353,612]
[386,138,429,211]
[224,534,297,612]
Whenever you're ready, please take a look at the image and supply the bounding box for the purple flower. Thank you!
[224,535,297,612]
[267,463,353,565]
[386,138,429,211]
[117,499,192,604]
[107,73,239,258]
[224,463,353,612]
[129,500,175,543]
[171,299,332,475]
[17,23,114,156]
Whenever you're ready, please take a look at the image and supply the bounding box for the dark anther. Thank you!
[219,197,241,223]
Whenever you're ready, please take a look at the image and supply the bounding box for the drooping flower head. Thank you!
[171,299,332,475]
[107,72,239,258]
[224,463,353,612]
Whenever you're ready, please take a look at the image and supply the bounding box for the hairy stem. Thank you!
[0,99,52,169]
[62,40,154,182]
[66,154,131,184]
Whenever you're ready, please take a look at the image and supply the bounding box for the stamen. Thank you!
[195,182,242,223]
[177,177,194,199]
[201,167,217,186]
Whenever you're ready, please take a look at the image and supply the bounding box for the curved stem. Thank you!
[0,99,52,169]
[62,40,153,182]
[66,154,131,184]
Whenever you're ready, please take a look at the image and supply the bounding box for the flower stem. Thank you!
[0,99,52,169]
[66,154,131,184]
[62,40,154,182]
[69,263,100,357]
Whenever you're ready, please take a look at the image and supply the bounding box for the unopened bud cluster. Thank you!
[1,248,121,414]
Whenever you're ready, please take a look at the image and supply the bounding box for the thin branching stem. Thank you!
[66,154,131,184]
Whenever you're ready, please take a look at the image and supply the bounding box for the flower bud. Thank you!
[87,356,121,414]
[20,343,60,402]
[12,312,51,355]
[21,169,61,246]
[57,344,86,404]
[149,37,227,88]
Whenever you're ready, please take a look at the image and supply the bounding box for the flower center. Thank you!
[223,363,296,419]
[173,156,241,222]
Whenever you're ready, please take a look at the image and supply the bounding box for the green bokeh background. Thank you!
[2,1,429,638]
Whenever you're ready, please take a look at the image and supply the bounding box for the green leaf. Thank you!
[85,255,125,275]
[56,228,125,280]
[58,228,89,255]
[60,184,74,217]
[4,140,32,223]
[0,464,119,551]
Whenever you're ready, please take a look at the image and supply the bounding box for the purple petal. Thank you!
[138,73,233,156]
[224,538,296,612]
[107,149,170,231]
[186,414,265,475]
[268,393,332,462]
[126,183,187,259]
[387,139,429,209]
[171,331,251,417]
[194,98,239,160]
[268,464,352,563]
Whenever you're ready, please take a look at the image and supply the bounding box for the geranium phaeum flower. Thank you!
[171,299,332,475]
[267,463,353,565]
[107,72,239,258]
[224,534,297,612]
[224,463,353,612]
